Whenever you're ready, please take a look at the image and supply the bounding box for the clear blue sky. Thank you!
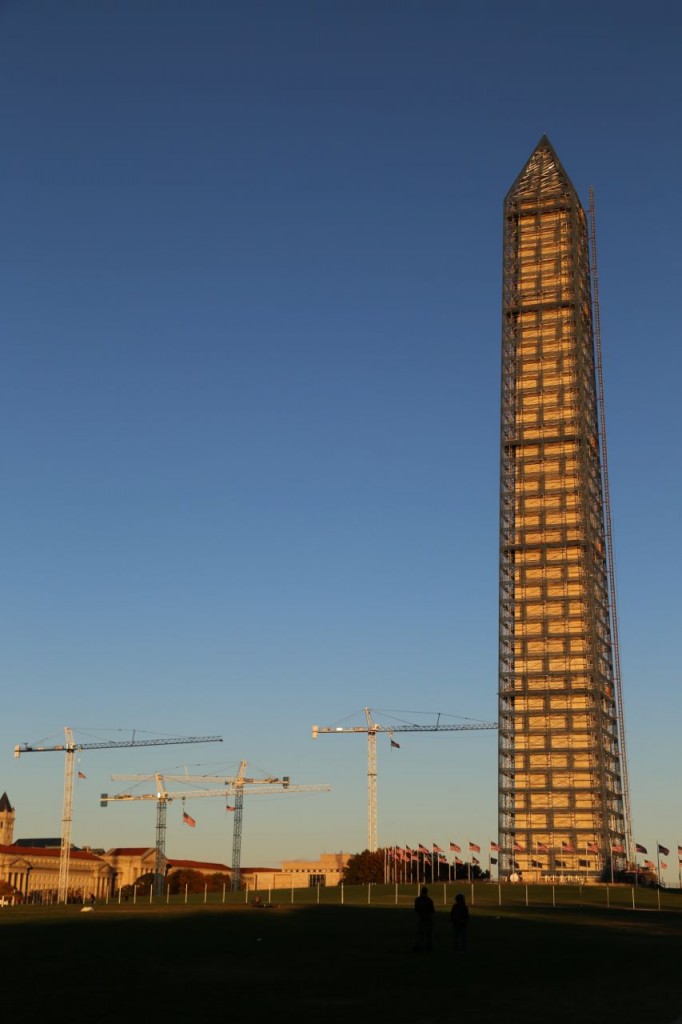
[2,1,681,876]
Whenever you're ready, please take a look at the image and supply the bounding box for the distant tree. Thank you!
[205,872,231,892]
[167,868,207,894]
[131,872,156,895]
[341,849,386,885]
[607,862,661,887]
[0,880,17,897]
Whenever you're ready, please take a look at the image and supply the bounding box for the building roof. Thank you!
[0,844,105,862]
[0,792,13,813]
[106,847,154,857]
[14,838,69,849]
[167,858,230,873]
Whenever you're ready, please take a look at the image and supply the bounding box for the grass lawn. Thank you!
[1,898,681,1023]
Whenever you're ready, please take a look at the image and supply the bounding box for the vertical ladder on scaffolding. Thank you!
[589,186,633,861]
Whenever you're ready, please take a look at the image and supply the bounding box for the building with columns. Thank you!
[0,844,114,900]
[0,792,350,897]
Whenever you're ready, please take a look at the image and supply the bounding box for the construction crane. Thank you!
[312,707,498,852]
[14,727,222,902]
[104,765,331,893]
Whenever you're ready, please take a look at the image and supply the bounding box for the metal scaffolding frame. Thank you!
[498,136,630,882]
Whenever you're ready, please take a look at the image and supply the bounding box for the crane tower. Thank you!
[313,708,497,852]
[105,765,330,893]
[14,727,222,902]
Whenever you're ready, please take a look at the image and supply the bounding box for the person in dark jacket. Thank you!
[449,892,469,952]
[414,885,435,952]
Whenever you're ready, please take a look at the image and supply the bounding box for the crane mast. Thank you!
[154,775,167,894]
[231,761,247,891]
[14,728,222,903]
[365,709,378,854]
[313,707,498,852]
[58,728,76,903]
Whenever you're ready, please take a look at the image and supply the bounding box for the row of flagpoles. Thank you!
[383,842,487,884]
[382,841,679,884]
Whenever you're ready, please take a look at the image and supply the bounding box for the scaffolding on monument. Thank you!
[498,137,630,883]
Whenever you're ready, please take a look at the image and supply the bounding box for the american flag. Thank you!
[183,811,196,828]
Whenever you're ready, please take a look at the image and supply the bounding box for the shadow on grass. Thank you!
[2,903,681,1023]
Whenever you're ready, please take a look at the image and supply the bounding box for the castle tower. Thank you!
[0,793,15,846]
[498,137,629,881]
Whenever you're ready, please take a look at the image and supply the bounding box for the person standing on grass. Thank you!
[449,892,469,952]
[414,885,435,952]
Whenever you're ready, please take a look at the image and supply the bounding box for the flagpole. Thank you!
[656,841,661,887]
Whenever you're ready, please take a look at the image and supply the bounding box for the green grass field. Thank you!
[2,887,681,1023]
